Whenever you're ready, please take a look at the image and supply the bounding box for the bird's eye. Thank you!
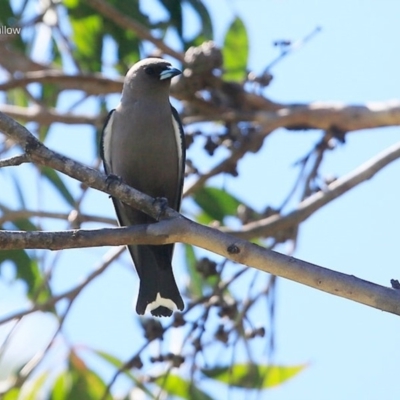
[145,67,156,75]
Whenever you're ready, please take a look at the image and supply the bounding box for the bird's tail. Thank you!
[129,245,184,317]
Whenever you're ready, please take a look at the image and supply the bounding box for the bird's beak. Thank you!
[159,67,182,81]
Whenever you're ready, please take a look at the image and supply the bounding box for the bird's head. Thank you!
[123,58,181,98]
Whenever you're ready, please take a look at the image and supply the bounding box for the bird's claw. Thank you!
[153,197,168,220]
[105,173,122,189]
[105,174,123,198]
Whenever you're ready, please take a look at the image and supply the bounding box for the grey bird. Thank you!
[101,58,185,317]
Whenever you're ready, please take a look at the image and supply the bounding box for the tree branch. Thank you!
[223,141,400,239]
[1,64,399,136]
[251,100,400,132]
[0,247,123,326]
[0,208,116,226]
[184,101,400,195]
[0,104,101,126]
[0,216,399,316]
[184,131,265,196]
[0,111,175,221]
[0,70,124,96]
[0,40,50,74]
[0,112,399,316]
[0,154,30,167]
[85,0,185,62]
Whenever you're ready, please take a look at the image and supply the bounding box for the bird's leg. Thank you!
[105,174,123,198]
[105,173,122,188]
[153,197,169,221]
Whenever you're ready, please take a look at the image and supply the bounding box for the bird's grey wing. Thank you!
[170,105,186,211]
[100,109,116,174]
[101,108,152,233]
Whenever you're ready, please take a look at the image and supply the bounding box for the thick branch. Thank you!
[0,111,173,221]
[0,112,399,316]
[0,218,399,316]
[251,100,400,133]
[184,101,400,195]
[183,100,400,132]
[1,66,399,136]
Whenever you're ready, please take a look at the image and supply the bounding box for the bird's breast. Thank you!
[110,101,182,205]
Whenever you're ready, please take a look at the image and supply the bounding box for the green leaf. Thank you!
[65,0,145,73]
[155,374,215,400]
[186,0,213,41]
[105,22,140,73]
[38,82,60,141]
[185,33,211,49]
[202,363,306,389]
[2,388,20,400]
[50,351,112,400]
[0,249,52,304]
[193,187,242,223]
[184,244,203,298]
[50,36,63,68]
[0,250,35,291]
[63,0,80,8]
[10,217,38,232]
[91,349,155,398]
[0,2,25,52]
[40,166,75,207]
[91,349,125,370]
[159,0,183,38]
[69,14,103,71]
[41,82,60,108]
[23,372,49,400]
[0,203,38,232]
[195,211,214,225]
[107,0,147,72]
[222,17,249,82]
[0,0,17,25]
[38,125,51,143]
[6,88,29,108]
[51,371,71,400]
[9,173,26,209]
[70,352,111,399]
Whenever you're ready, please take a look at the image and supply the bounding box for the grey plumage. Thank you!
[101,58,185,317]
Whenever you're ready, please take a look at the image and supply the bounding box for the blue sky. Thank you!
[1,0,400,399]
[205,1,400,399]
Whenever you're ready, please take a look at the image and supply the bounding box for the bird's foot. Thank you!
[153,197,168,220]
[105,174,123,198]
[105,173,122,189]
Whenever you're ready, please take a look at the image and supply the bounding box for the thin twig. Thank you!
[0,247,124,326]
[0,104,102,126]
[0,154,30,167]
[0,70,123,95]
[224,140,400,239]
[184,132,266,196]
[0,208,116,226]
[265,26,322,71]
